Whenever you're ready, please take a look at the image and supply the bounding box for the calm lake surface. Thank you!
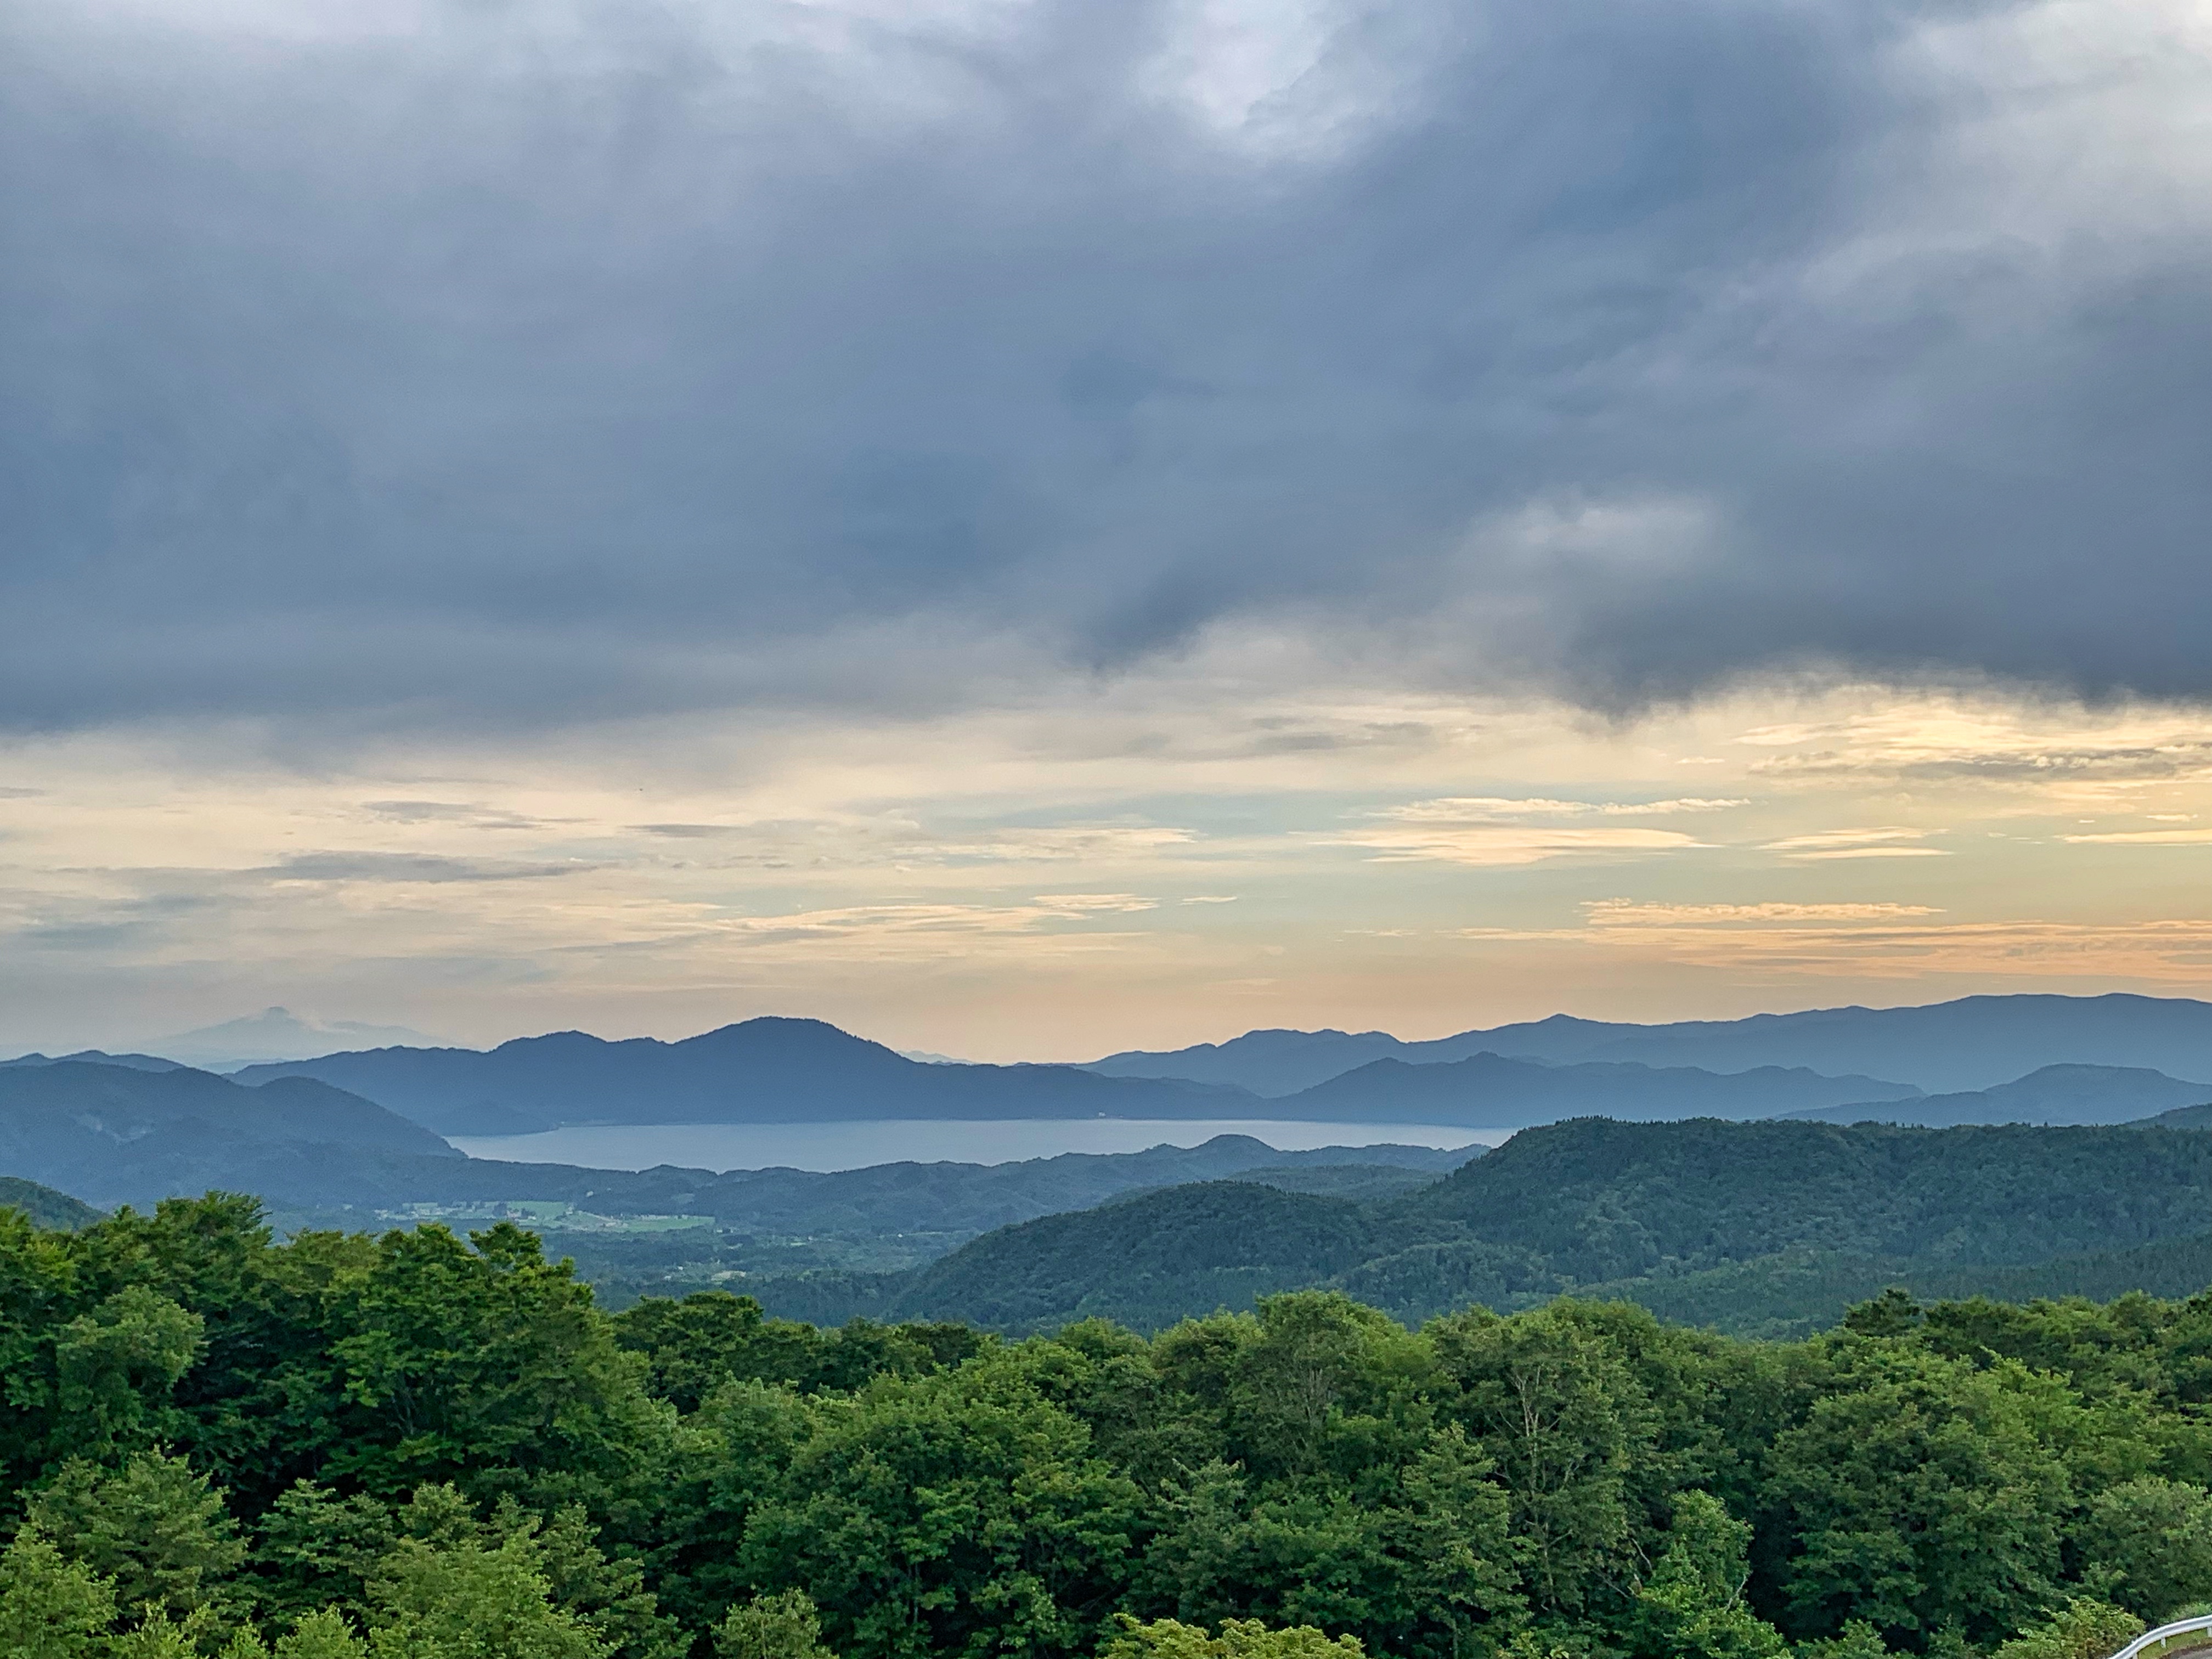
[448,1119,1506,1173]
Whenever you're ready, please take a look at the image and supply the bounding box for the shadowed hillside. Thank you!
[805,1115,2212,1333]
[0,1175,99,1229]
[0,1060,460,1210]
[886,1181,1383,1331]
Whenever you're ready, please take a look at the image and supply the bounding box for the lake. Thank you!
[447,1118,1506,1173]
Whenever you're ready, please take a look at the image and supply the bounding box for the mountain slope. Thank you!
[1785,1064,2212,1127]
[1,1050,189,1074]
[1398,1116,2212,1275]
[1087,992,2212,1096]
[845,1115,2212,1333]
[234,1017,1257,1135]
[1553,994,2212,1093]
[0,1176,100,1229]
[328,1135,1469,1235]
[1087,1029,1418,1097]
[887,1181,1381,1331]
[0,1061,460,1210]
[2147,1102,2212,1131]
[1280,1052,1920,1125]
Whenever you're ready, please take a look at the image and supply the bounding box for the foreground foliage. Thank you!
[4,1195,2212,1659]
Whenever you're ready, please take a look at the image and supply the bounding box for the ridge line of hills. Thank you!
[25,1106,2212,1342]
[1087,991,2212,1096]
[100,992,2209,1136]
[9,1049,2212,1340]
[3,994,2208,1204]
[714,1112,2212,1336]
[0,1052,1478,1217]
[210,1016,1934,1137]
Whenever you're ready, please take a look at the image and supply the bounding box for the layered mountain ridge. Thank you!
[213,995,2212,1136]
[840,1113,2212,1334]
[0,1060,460,1210]
[222,1015,1940,1136]
[1086,992,2212,1096]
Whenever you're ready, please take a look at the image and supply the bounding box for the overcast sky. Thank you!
[1,0,2205,1059]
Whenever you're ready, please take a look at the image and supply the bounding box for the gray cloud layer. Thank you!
[2,0,2204,735]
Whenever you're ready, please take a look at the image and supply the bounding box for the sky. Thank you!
[0,0,2205,1061]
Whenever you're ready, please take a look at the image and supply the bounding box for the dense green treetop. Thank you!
[4,1192,2212,1659]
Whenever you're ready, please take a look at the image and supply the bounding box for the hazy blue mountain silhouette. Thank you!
[1,1049,189,1074]
[230,1015,1966,1136]
[1783,1063,2212,1127]
[1086,1028,1418,1097]
[0,1060,459,1209]
[234,1017,1257,1136]
[1277,1051,1921,1126]
[1087,993,2212,1096]
[150,1006,442,1069]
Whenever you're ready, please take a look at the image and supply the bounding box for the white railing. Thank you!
[2111,1617,2212,1659]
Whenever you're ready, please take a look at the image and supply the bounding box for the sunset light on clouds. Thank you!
[2,680,2204,1059]
[0,0,2204,1059]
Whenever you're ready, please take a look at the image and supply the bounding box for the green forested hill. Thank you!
[2148,1102,2212,1130]
[1218,1161,1448,1201]
[797,1117,2212,1334]
[0,1174,99,1229]
[887,1181,1383,1331]
[1403,1116,2212,1272]
[442,1140,1465,1307]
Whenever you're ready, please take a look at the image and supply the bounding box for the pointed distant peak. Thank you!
[146,1006,441,1065]
[496,1028,608,1051]
[693,1015,856,1035]
[685,1015,891,1048]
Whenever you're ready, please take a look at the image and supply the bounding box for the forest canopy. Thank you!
[1,1194,2208,1659]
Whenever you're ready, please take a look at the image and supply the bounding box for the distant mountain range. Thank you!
[228,1017,1922,1132]
[1784,1063,2212,1127]
[232,1019,1252,1136]
[212,996,2212,1136]
[2,1049,188,1074]
[0,1060,460,1210]
[0,994,2201,1204]
[1281,1052,1919,1124]
[0,1053,1473,1252]
[1086,992,2212,1096]
[9,1052,2212,1338]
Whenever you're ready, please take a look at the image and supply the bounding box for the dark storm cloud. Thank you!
[0,0,2203,736]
